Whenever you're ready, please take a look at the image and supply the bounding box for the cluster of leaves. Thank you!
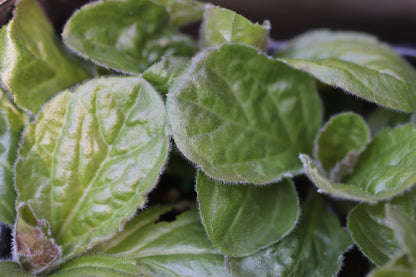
[0,0,416,276]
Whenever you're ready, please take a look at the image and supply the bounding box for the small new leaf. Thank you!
[196,171,299,257]
[167,43,322,184]
[302,124,416,202]
[201,5,270,50]
[278,30,416,112]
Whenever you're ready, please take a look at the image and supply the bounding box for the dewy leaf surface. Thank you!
[91,206,227,277]
[277,30,416,112]
[347,187,416,265]
[15,77,169,260]
[142,56,190,95]
[301,124,416,202]
[149,0,205,27]
[314,112,370,181]
[63,0,196,74]
[196,171,299,257]
[226,195,352,277]
[201,5,270,50]
[0,261,33,276]
[0,0,90,113]
[49,255,152,277]
[0,90,26,227]
[167,43,322,184]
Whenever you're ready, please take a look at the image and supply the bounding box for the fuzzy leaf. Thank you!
[91,206,227,277]
[368,254,416,277]
[347,187,416,265]
[226,195,352,277]
[386,205,416,269]
[0,90,26,227]
[14,77,169,261]
[201,5,270,50]
[0,261,33,276]
[302,124,416,202]
[278,30,416,112]
[50,255,152,277]
[63,0,196,74]
[150,0,205,27]
[14,204,62,275]
[314,112,370,181]
[167,43,322,184]
[142,56,190,95]
[0,0,90,113]
[196,171,299,257]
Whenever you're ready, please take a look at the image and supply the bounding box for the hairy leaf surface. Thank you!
[226,196,352,276]
[196,171,299,257]
[278,30,416,112]
[347,187,416,265]
[201,5,270,50]
[0,0,90,113]
[302,124,416,201]
[0,90,26,226]
[0,261,33,276]
[50,255,152,277]
[15,77,169,260]
[92,206,227,277]
[314,112,369,181]
[63,0,196,74]
[142,56,190,95]
[167,43,322,184]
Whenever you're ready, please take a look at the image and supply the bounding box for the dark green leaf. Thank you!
[150,0,205,27]
[226,196,352,277]
[91,206,227,277]
[0,0,91,113]
[314,112,369,181]
[302,124,416,202]
[15,77,169,261]
[0,90,26,226]
[196,171,299,257]
[278,30,416,112]
[201,5,270,50]
[347,187,416,265]
[63,0,196,74]
[167,43,322,184]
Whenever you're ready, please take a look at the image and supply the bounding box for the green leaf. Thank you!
[386,205,416,269]
[347,187,416,265]
[14,204,61,275]
[0,261,33,276]
[50,255,152,277]
[0,90,27,227]
[226,195,352,277]
[91,206,227,277]
[367,108,413,135]
[301,124,416,202]
[201,5,270,50]
[0,0,90,113]
[368,254,416,277]
[196,171,299,257]
[314,112,370,181]
[277,30,416,112]
[142,56,190,95]
[14,77,169,261]
[63,0,196,74]
[149,0,205,27]
[167,43,322,184]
